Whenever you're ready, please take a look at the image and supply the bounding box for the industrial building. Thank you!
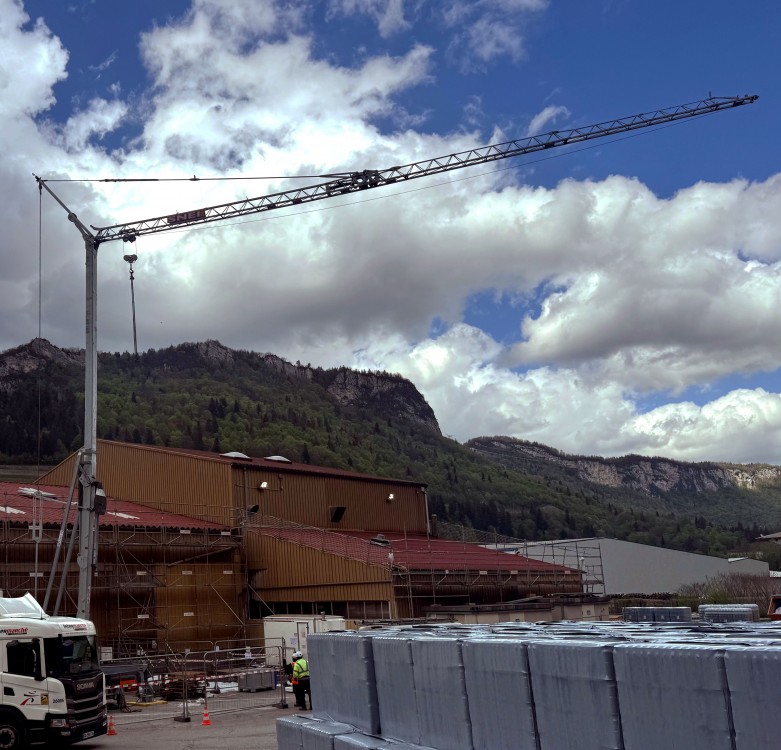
[505,537,769,595]
[0,440,582,652]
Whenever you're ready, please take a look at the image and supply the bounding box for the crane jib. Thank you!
[91,94,758,243]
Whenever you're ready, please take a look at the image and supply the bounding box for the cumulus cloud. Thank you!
[2,0,781,465]
[328,0,547,69]
[327,0,410,37]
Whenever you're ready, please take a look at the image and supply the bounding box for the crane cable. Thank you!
[37,110,698,185]
[36,181,43,483]
[127,117,693,239]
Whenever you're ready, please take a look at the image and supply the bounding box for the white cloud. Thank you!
[442,0,548,69]
[328,0,547,69]
[89,50,118,77]
[354,327,781,464]
[507,175,781,388]
[327,0,410,37]
[526,105,571,137]
[2,0,781,466]
[54,98,128,151]
[0,2,68,118]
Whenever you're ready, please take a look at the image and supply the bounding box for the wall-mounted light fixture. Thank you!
[257,478,283,492]
[386,493,394,502]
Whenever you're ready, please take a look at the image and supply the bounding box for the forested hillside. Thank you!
[2,338,781,563]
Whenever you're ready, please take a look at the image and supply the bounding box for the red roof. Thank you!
[0,483,228,531]
[263,526,574,574]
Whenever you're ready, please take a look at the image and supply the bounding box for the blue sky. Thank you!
[3,0,781,463]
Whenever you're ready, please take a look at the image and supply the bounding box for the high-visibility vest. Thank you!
[293,658,309,681]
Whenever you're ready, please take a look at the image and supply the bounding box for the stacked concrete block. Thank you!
[371,635,421,745]
[461,638,538,750]
[277,715,320,750]
[410,638,473,750]
[724,646,781,749]
[334,735,433,750]
[302,720,358,750]
[613,643,733,750]
[623,606,692,622]
[277,621,781,750]
[699,604,760,623]
[309,631,380,735]
[528,640,622,750]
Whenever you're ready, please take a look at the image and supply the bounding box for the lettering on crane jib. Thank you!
[167,209,207,225]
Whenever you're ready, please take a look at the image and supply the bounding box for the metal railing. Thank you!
[106,640,290,725]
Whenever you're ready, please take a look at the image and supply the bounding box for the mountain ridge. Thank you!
[465,436,781,495]
[2,338,781,559]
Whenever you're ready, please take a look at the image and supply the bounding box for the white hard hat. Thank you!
[292,651,303,659]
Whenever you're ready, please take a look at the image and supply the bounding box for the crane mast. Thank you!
[34,93,757,620]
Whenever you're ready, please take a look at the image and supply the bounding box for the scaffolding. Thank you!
[253,515,589,619]
[436,521,606,596]
[1,484,605,641]
[0,487,243,654]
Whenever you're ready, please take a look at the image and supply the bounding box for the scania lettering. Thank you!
[0,594,106,748]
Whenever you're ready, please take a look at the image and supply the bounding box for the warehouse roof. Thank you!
[349,531,577,573]
[262,525,575,574]
[0,482,228,531]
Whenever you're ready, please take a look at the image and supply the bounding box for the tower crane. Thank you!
[34,93,757,620]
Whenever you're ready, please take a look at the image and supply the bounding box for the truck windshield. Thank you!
[43,635,100,677]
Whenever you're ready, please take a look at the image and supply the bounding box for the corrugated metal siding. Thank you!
[155,565,245,644]
[231,465,427,532]
[42,443,428,532]
[252,536,391,597]
[42,443,234,524]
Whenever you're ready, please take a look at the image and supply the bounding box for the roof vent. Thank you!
[221,451,251,460]
[370,533,390,547]
[264,455,292,463]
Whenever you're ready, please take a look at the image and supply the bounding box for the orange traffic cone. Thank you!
[107,715,117,736]
[201,706,212,727]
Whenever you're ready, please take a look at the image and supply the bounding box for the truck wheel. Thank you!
[0,717,26,750]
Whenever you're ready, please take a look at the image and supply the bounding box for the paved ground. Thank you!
[77,705,304,750]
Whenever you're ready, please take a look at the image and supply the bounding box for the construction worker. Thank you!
[291,651,311,710]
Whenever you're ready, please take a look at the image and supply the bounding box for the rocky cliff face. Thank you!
[259,354,440,434]
[467,436,781,494]
[0,338,81,389]
[194,339,236,366]
[321,368,440,434]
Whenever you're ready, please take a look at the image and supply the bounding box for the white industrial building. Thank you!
[496,537,769,596]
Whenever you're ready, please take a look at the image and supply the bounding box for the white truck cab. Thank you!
[0,594,107,749]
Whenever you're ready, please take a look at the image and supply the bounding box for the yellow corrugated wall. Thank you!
[42,442,428,532]
[231,465,427,532]
[41,442,233,524]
